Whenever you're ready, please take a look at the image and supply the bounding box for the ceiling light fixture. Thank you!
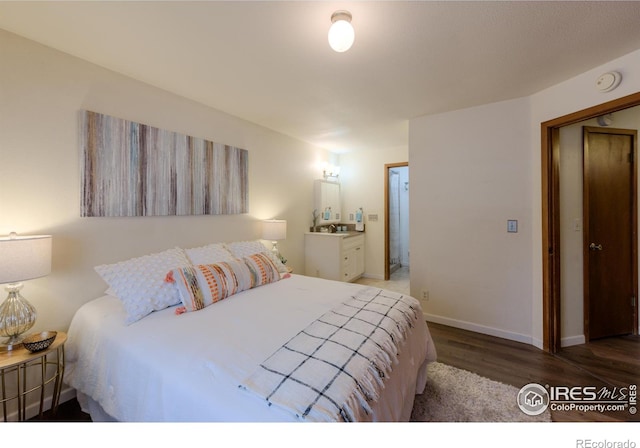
[328,10,354,53]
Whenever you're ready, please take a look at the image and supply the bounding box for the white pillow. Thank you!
[225,240,288,273]
[184,242,236,265]
[94,247,191,324]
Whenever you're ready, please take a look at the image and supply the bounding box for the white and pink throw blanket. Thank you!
[240,287,421,422]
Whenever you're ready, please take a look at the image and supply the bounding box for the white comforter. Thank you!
[65,274,436,422]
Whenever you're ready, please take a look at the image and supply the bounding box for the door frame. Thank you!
[541,91,640,353]
[384,162,408,281]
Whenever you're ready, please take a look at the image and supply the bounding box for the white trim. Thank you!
[531,337,544,350]
[59,385,76,404]
[560,334,586,347]
[424,312,533,345]
[3,385,76,421]
[361,273,384,280]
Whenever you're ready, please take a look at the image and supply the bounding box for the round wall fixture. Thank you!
[597,113,613,127]
[595,71,622,92]
[328,10,355,53]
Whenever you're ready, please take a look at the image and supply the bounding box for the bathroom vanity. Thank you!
[304,231,365,282]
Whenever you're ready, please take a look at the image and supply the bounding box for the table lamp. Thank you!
[262,220,287,258]
[0,233,52,350]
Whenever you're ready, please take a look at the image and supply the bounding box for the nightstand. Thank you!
[0,331,66,421]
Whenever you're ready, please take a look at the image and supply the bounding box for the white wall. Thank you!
[559,121,586,345]
[409,97,534,343]
[398,166,410,267]
[0,30,331,334]
[409,47,640,348]
[339,146,408,280]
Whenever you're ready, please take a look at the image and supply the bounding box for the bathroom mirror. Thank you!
[315,180,341,225]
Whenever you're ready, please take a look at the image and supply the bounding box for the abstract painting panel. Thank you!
[80,110,248,217]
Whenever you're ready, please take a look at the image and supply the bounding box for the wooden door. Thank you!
[583,126,638,340]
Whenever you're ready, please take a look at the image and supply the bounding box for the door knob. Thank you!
[589,243,603,251]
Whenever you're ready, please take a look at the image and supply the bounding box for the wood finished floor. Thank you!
[429,322,640,422]
[359,268,639,422]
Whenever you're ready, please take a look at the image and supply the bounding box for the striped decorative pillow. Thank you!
[243,253,281,287]
[166,259,252,313]
[226,240,288,273]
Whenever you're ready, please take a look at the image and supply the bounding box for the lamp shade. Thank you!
[0,234,52,284]
[262,220,287,241]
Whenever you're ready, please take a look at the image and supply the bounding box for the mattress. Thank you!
[65,274,436,422]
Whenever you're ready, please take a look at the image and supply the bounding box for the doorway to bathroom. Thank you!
[384,162,409,282]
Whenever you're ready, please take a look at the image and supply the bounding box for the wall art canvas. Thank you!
[80,110,248,217]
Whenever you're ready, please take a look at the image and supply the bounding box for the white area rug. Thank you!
[410,362,552,422]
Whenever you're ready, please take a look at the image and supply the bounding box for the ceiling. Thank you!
[2,1,640,153]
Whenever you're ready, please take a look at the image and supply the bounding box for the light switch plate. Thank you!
[507,220,518,233]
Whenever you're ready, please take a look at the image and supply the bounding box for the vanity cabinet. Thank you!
[315,180,341,225]
[305,233,365,282]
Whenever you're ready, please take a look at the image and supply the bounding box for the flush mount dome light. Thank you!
[328,10,354,53]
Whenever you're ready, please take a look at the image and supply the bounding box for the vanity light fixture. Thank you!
[322,163,341,180]
[328,10,355,53]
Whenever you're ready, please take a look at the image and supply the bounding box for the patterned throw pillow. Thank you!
[226,240,288,273]
[243,253,281,287]
[166,259,252,313]
[94,247,191,324]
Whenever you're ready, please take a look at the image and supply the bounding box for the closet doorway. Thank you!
[384,163,410,281]
[542,91,640,353]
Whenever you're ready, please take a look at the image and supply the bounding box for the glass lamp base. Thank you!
[0,283,37,351]
[0,337,24,352]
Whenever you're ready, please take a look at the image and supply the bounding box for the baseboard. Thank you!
[531,337,544,350]
[59,384,77,404]
[361,273,384,280]
[561,334,585,347]
[2,385,76,421]
[424,312,533,345]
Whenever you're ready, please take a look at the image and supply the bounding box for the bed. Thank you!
[64,242,437,422]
